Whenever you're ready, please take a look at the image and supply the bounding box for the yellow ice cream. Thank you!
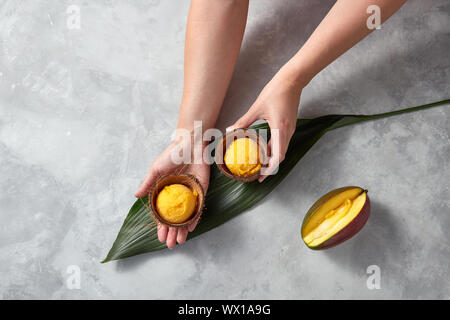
[224,138,262,177]
[156,184,198,223]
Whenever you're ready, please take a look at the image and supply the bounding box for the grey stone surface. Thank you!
[0,0,449,299]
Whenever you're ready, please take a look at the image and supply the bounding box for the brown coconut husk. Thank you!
[214,128,268,183]
[149,174,205,228]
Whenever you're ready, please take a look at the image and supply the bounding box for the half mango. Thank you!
[301,186,370,250]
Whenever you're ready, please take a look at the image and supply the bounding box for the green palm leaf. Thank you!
[102,99,449,263]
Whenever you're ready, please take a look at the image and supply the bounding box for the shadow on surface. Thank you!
[323,200,404,272]
[270,128,354,214]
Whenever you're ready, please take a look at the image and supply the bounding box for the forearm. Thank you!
[281,0,407,89]
[177,0,249,132]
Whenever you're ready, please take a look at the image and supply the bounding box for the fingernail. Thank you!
[226,126,234,133]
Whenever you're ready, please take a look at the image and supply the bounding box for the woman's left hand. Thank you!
[227,69,304,182]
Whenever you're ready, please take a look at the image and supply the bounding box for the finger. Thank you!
[197,175,210,195]
[158,223,168,243]
[187,164,210,193]
[166,227,177,249]
[226,106,260,132]
[176,227,188,244]
[135,168,158,198]
[188,216,200,232]
[258,156,279,183]
[259,128,289,183]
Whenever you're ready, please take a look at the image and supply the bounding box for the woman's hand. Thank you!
[135,141,210,248]
[227,69,303,182]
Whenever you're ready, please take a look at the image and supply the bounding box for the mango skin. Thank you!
[301,187,371,250]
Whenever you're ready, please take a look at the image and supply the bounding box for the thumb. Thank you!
[135,168,159,198]
[227,106,259,132]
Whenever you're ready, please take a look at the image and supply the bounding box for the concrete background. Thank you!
[0,0,449,299]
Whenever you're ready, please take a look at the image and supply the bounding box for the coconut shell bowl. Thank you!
[214,128,268,183]
[149,174,205,228]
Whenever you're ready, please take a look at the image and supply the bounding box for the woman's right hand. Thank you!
[134,140,210,249]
